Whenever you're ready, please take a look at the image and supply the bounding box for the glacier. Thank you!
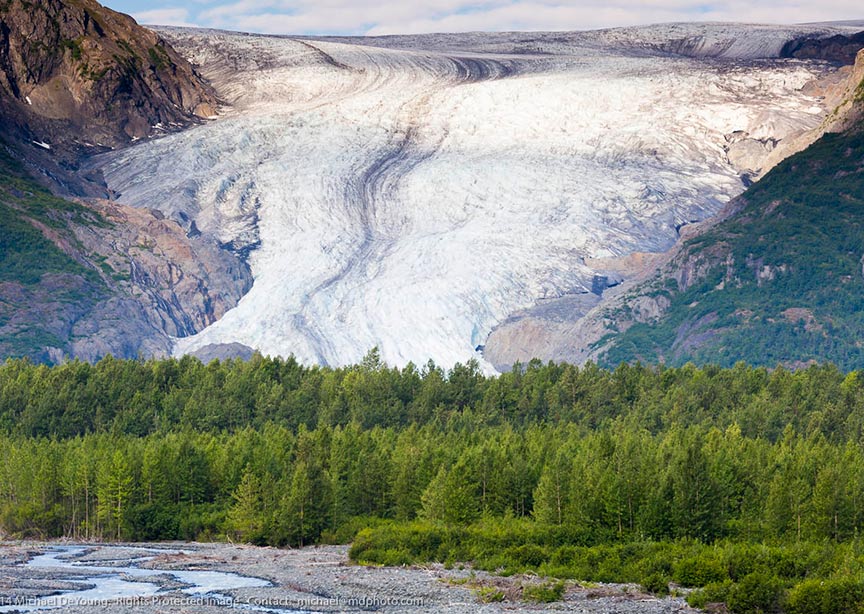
[91,23,849,369]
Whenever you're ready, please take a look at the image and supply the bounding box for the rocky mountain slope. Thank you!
[0,0,217,195]
[0,146,252,362]
[0,0,250,363]
[89,23,859,370]
[498,46,864,371]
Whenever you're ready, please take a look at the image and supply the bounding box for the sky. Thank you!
[103,1,864,36]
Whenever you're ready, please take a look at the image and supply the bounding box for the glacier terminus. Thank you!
[91,23,851,370]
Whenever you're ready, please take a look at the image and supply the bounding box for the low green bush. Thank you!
[522,580,565,602]
[504,544,549,568]
[474,586,505,602]
[550,545,580,567]
[727,572,784,614]
[350,521,864,614]
[673,554,728,587]
[785,577,864,614]
[320,516,391,544]
[641,572,671,597]
[687,580,734,609]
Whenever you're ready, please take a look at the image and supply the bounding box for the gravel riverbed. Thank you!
[0,542,698,613]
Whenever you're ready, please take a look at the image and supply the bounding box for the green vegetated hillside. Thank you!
[3,354,864,612]
[0,146,108,360]
[600,120,864,370]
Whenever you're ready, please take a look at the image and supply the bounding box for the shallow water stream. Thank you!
[0,545,275,612]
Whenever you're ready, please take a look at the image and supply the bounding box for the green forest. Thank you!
[2,353,864,612]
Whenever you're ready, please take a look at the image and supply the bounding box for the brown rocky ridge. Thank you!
[0,0,218,194]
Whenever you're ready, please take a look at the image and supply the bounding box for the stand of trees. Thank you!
[2,421,863,545]
[2,352,864,613]
[2,352,864,442]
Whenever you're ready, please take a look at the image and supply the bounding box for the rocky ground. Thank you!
[0,542,698,614]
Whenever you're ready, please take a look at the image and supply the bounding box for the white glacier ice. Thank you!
[91,24,846,370]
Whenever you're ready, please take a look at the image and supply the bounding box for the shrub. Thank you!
[177,503,225,542]
[785,577,864,614]
[551,545,581,567]
[522,580,566,602]
[474,586,505,602]
[320,516,389,544]
[727,572,784,614]
[641,572,671,597]
[373,548,414,566]
[724,543,762,581]
[687,580,734,609]
[128,503,179,541]
[761,546,811,580]
[674,554,728,587]
[504,544,549,568]
[635,548,674,578]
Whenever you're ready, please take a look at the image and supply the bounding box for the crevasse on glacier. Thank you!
[94,24,841,370]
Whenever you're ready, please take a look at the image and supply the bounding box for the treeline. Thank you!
[2,421,864,546]
[4,353,864,613]
[3,351,864,442]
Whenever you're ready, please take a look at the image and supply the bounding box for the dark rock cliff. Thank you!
[781,31,864,64]
[0,0,217,194]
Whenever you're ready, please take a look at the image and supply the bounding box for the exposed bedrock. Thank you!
[0,0,218,195]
